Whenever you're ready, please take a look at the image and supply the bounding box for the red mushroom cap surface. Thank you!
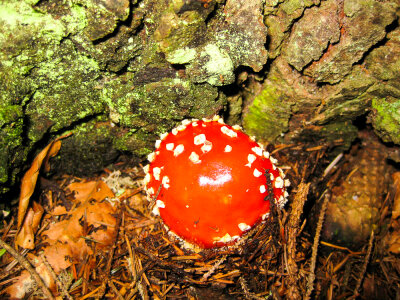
[144,116,289,250]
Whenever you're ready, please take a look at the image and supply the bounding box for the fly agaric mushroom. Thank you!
[144,116,289,250]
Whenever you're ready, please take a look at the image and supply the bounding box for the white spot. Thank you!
[232,124,242,131]
[153,167,161,181]
[262,212,270,220]
[201,141,212,153]
[160,132,168,140]
[259,185,266,193]
[251,146,263,156]
[144,173,151,185]
[275,176,284,189]
[176,124,186,132]
[263,151,270,159]
[146,187,154,196]
[284,191,289,198]
[246,154,257,167]
[143,164,149,173]
[238,223,251,232]
[270,156,278,164]
[172,128,178,135]
[270,173,275,181]
[152,199,165,216]
[250,136,256,141]
[194,134,206,145]
[186,205,189,208]
[155,139,162,149]
[202,117,211,122]
[147,152,156,162]
[253,168,262,178]
[246,189,250,192]
[213,115,221,122]
[192,121,198,127]
[217,118,224,124]
[162,176,170,189]
[277,195,287,208]
[221,126,238,138]
[189,152,201,164]
[279,168,286,178]
[182,119,191,126]
[224,145,232,152]
[213,233,233,243]
[166,143,174,151]
[284,179,291,187]
[174,144,185,156]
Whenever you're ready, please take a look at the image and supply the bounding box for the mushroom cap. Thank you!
[144,117,289,250]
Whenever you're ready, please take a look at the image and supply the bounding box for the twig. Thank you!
[238,277,264,300]
[0,238,55,300]
[97,208,123,299]
[323,153,343,177]
[40,252,73,300]
[109,280,124,300]
[305,190,330,300]
[352,231,374,298]
[201,255,227,282]
[286,182,310,300]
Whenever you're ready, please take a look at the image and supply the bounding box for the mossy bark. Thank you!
[1,0,399,194]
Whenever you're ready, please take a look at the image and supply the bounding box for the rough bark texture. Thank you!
[0,0,399,194]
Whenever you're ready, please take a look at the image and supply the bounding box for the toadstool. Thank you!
[144,116,289,250]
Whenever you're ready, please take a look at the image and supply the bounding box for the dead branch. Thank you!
[352,231,375,298]
[305,190,330,300]
[286,182,311,300]
[0,238,55,300]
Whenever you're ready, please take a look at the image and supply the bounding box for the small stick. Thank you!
[0,238,55,300]
[286,182,310,300]
[201,255,227,282]
[40,252,73,300]
[352,231,374,298]
[323,153,343,177]
[238,277,264,300]
[305,190,330,300]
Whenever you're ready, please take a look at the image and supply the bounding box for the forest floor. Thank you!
[1,130,399,299]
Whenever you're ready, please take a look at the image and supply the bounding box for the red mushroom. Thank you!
[144,116,289,250]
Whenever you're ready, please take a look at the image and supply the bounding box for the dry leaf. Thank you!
[16,134,71,246]
[15,202,44,249]
[67,180,114,203]
[41,180,116,273]
[5,254,56,299]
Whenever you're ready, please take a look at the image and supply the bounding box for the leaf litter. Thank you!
[1,131,400,299]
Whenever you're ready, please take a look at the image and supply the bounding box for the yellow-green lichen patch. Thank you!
[372,98,400,145]
[243,84,291,143]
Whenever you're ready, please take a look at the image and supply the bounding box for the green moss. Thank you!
[372,97,400,144]
[0,104,24,190]
[243,84,291,142]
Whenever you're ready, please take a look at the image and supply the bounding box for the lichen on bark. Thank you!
[0,0,399,195]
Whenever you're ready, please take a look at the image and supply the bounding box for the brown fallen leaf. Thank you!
[66,180,114,203]
[15,201,44,249]
[41,180,116,273]
[16,134,71,249]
